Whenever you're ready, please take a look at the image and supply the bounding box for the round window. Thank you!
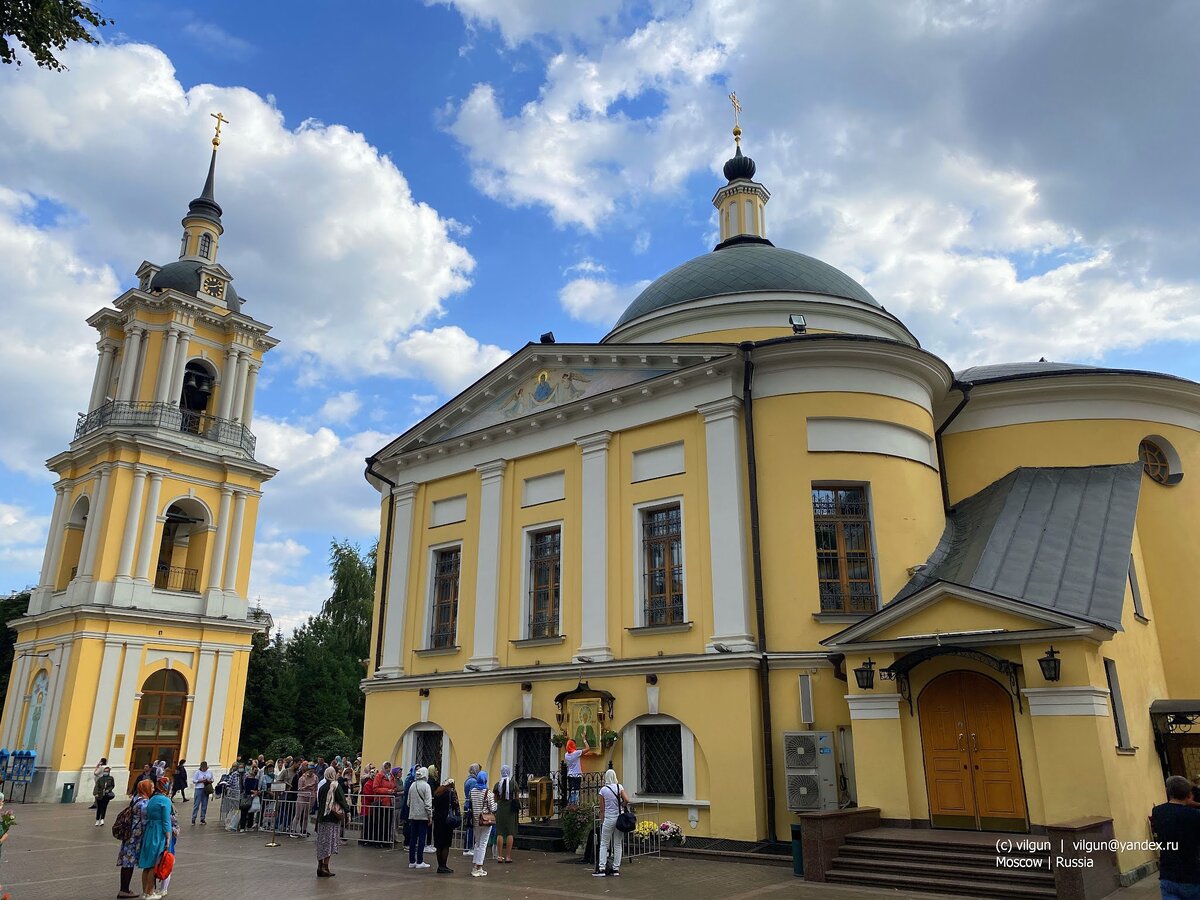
[1139,439,1173,485]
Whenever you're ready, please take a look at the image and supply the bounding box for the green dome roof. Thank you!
[614,243,880,328]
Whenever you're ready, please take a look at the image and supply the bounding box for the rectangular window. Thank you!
[812,485,877,613]
[528,527,561,638]
[429,547,461,649]
[638,724,684,795]
[1128,555,1147,620]
[641,503,684,625]
[1103,658,1133,750]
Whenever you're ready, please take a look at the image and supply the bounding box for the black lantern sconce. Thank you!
[418,687,430,698]
[1038,646,1061,682]
[853,658,877,690]
[521,681,532,692]
[645,674,658,686]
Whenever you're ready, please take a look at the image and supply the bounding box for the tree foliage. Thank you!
[239,540,375,759]
[0,592,30,716]
[1,0,113,70]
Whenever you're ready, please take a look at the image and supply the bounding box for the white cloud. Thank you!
[247,537,330,635]
[316,391,362,425]
[559,276,650,326]
[632,230,650,254]
[0,501,50,590]
[429,0,625,45]
[391,326,511,394]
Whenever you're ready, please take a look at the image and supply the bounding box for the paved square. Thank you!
[0,800,1162,900]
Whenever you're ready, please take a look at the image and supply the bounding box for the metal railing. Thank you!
[593,799,662,870]
[643,597,685,626]
[154,563,200,593]
[817,578,877,613]
[75,400,256,456]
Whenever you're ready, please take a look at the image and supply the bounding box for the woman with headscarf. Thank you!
[115,780,151,898]
[429,766,457,874]
[594,768,631,878]
[468,770,497,877]
[138,777,173,898]
[462,763,480,856]
[406,767,433,869]
[399,764,416,849]
[564,736,588,804]
[296,764,319,837]
[315,765,350,877]
[371,762,397,845]
[493,764,519,863]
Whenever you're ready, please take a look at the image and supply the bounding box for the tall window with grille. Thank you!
[528,527,561,638]
[429,547,461,649]
[641,503,684,625]
[638,724,684,795]
[812,485,877,613]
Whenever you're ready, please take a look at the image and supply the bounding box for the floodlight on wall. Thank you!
[712,642,732,653]
[464,664,481,673]
[853,658,877,691]
[789,314,807,335]
[1038,646,1062,682]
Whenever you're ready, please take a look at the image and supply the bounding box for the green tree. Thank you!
[0,591,30,716]
[323,539,376,653]
[1,0,113,70]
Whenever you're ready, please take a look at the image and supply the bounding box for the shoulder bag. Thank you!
[613,787,637,833]
[446,788,462,830]
[477,791,496,827]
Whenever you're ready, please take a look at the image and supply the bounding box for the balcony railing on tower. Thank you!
[75,401,256,456]
[154,563,200,593]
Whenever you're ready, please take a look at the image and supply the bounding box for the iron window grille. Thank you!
[812,486,878,613]
[641,504,684,625]
[638,723,684,795]
[414,729,444,768]
[429,548,461,649]
[528,528,561,638]
[1139,439,1170,484]
[515,726,552,785]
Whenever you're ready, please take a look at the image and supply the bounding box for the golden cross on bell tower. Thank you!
[210,111,229,147]
[728,91,742,144]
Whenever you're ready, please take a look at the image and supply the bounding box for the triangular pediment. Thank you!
[375,342,737,461]
[822,581,1110,650]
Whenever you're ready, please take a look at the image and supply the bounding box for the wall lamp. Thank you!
[645,674,658,686]
[521,682,533,692]
[853,658,877,691]
[418,688,430,697]
[1038,646,1061,682]
[789,314,807,335]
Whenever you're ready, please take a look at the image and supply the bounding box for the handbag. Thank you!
[612,786,636,833]
[204,780,214,796]
[446,789,462,830]
[102,790,115,802]
[477,791,496,827]
[155,850,175,880]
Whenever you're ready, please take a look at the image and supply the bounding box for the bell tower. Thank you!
[0,117,277,799]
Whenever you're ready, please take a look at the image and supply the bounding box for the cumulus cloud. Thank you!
[559,276,650,326]
[247,537,331,635]
[0,501,50,590]
[428,0,625,45]
[316,391,362,425]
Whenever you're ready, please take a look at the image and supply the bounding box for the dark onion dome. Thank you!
[722,144,756,181]
[956,360,1197,386]
[613,242,879,329]
[149,259,242,312]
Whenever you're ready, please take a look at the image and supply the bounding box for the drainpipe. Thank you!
[739,341,777,843]
[365,455,396,671]
[934,383,971,513]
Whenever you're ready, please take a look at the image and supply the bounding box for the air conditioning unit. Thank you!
[782,730,838,812]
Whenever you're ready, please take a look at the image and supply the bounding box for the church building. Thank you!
[0,119,276,799]
[359,117,1199,890]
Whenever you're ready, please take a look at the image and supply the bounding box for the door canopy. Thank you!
[882,645,1023,714]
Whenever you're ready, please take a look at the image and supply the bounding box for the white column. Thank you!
[37,641,73,762]
[240,364,259,426]
[115,468,147,579]
[231,353,250,422]
[154,329,180,403]
[78,467,112,579]
[469,461,506,671]
[88,344,117,411]
[1,652,32,748]
[37,485,69,588]
[115,327,143,402]
[699,399,756,652]
[576,432,614,662]
[186,651,216,764]
[216,349,239,420]
[82,640,123,766]
[168,333,191,404]
[134,473,164,582]
[221,491,247,592]
[107,642,145,769]
[204,651,233,764]
[207,488,233,594]
[379,483,418,676]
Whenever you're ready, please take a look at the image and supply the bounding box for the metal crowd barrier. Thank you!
[592,800,662,871]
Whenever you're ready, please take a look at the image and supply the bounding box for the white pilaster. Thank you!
[185,650,216,764]
[379,483,418,677]
[82,640,123,766]
[134,473,164,582]
[207,488,233,593]
[38,641,73,761]
[115,468,147,579]
[115,326,143,402]
[37,485,69,588]
[469,460,507,671]
[108,642,145,769]
[154,329,180,403]
[240,364,259,426]
[576,432,614,662]
[78,466,112,580]
[1,652,32,748]
[699,398,756,653]
[216,349,239,420]
[231,352,250,422]
[222,491,247,592]
[88,343,117,411]
[204,651,233,764]
[168,333,191,404]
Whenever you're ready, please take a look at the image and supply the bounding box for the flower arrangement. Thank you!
[600,729,619,749]
[560,802,597,852]
[658,820,685,844]
[550,731,568,748]
[632,819,660,840]
[1,813,14,830]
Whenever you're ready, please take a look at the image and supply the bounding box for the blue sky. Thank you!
[0,0,1197,629]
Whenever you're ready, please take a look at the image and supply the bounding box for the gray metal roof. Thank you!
[898,463,1143,629]
[150,259,241,311]
[956,360,1196,386]
[614,243,881,328]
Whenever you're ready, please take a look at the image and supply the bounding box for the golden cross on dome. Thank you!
[210,111,229,147]
[728,91,742,143]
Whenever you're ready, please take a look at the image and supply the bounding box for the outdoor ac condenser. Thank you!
[782,730,839,812]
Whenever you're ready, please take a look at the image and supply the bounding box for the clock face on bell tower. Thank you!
[202,275,224,298]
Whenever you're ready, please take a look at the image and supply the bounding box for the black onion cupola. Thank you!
[712,98,771,250]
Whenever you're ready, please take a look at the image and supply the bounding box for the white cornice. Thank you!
[846,693,903,720]
[12,603,263,636]
[1022,686,1111,717]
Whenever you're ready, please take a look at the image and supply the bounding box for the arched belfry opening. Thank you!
[57,495,90,589]
[179,360,216,433]
[154,499,209,593]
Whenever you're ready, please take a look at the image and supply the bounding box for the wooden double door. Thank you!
[918,671,1028,832]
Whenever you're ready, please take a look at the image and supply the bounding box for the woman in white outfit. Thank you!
[468,770,497,877]
[594,769,630,877]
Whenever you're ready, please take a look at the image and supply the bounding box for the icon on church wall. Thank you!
[499,369,594,420]
[23,670,48,750]
[566,698,601,754]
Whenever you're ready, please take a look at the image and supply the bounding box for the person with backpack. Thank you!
[93,766,116,826]
[493,765,520,864]
[115,780,151,898]
[594,768,632,878]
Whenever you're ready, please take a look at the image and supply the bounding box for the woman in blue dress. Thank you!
[138,778,173,899]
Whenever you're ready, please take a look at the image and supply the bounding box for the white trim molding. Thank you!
[846,693,903,720]
[807,417,937,469]
[621,714,699,804]
[1022,686,1111,717]
[469,459,507,671]
[575,432,613,662]
[378,483,418,677]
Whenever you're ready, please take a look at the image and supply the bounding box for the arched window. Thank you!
[179,360,216,433]
[180,233,188,257]
[129,669,188,792]
[57,495,89,589]
[1139,436,1183,486]
[155,499,209,593]
[198,233,212,259]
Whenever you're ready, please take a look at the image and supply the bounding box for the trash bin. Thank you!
[61,782,76,804]
[790,823,804,877]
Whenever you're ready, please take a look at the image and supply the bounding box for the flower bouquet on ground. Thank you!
[632,819,660,841]
[658,820,685,844]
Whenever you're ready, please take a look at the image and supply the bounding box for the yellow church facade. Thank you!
[0,125,276,800]
[359,131,1198,890]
